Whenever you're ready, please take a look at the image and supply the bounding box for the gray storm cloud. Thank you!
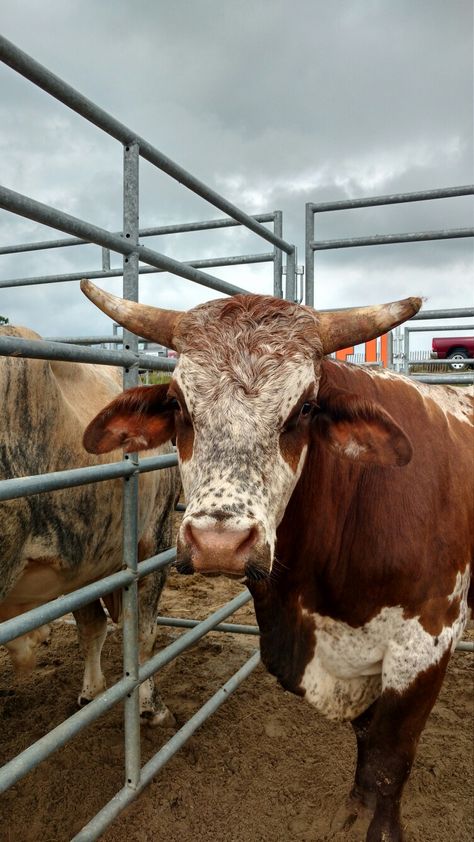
[0,0,472,342]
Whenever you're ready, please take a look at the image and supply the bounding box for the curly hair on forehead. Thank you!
[177,294,324,361]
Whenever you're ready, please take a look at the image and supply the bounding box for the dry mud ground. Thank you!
[0,570,473,842]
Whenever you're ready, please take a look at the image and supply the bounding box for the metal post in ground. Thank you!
[305,203,314,307]
[121,140,141,790]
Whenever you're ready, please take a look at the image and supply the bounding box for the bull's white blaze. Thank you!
[175,354,316,554]
[300,567,470,721]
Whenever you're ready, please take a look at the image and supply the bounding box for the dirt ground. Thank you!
[0,568,473,842]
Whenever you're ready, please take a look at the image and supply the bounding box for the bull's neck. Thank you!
[258,360,393,618]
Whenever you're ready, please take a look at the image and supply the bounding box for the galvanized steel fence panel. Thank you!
[0,34,298,839]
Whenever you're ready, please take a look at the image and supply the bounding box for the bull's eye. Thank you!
[300,402,313,417]
[168,397,181,412]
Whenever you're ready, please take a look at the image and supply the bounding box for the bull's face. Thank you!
[81,282,418,580]
[172,340,319,579]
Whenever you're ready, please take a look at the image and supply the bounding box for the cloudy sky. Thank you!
[1,0,473,350]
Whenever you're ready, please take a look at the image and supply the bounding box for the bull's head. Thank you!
[81,280,419,580]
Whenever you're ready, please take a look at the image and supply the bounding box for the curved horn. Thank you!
[311,297,422,355]
[80,279,183,350]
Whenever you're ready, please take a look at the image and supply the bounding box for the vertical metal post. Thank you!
[122,140,141,789]
[102,247,111,271]
[273,211,283,299]
[403,326,410,375]
[285,247,297,302]
[305,203,314,307]
[388,330,394,370]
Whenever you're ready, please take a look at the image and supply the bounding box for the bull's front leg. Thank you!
[349,650,450,842]
[73,600,108,706]
[136,564,175,727]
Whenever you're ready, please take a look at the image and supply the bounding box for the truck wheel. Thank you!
[447,349,469,371]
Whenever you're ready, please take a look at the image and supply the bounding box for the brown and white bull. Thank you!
[0,326,180,725]
[81,280,473,842]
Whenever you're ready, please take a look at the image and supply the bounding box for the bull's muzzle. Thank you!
[177,519,270,579]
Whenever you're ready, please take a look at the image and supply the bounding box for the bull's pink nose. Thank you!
[185,524,257,576]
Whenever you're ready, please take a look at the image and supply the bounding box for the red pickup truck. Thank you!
[431,337,474,370]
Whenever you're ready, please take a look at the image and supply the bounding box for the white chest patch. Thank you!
[299,568,470,721]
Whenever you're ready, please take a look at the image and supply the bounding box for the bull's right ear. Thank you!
[83,384,176,454]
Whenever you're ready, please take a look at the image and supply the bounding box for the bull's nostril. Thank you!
[237,525,258,555]
[183,522,195,549]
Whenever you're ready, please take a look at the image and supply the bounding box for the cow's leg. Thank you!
[73,600,108,706]
[351,701,378,808]
[136,565,175,726]
[353,651,450,842]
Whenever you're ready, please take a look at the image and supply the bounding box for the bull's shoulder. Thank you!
[321,358,473,427]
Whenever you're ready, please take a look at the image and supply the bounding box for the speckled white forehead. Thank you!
[174,353,317,426]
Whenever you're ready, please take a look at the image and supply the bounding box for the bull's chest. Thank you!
[299,611,385,721]
[255,586,468,723]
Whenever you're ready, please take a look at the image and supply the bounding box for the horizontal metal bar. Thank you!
[139,214,277,236]
[410,308,474,321]
[409,373,474,384]
[0,214,277,256]
[0,36,293,254]
[310,228,474,250]
[0,185,247,297]
[156,616,259,635]
[0,672,136,793]
[72,651,261,842]
[45,335,125,345]
[406,324,474,333]
[135,549,177,581]
[0,334,176,371]
[0,252,274,290]
[0,452,178,502]
[0,549,176,646]
[0,570,129,646]
[0,589,252,793]
[456,641,474,652]
[406,359,474,366]
[308,185,474,213]
[139,590,252,684]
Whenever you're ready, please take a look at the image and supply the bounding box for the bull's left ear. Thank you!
[315,386,412,467]
[83,384,176,454]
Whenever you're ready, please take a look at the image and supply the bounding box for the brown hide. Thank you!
[250,359,474,693]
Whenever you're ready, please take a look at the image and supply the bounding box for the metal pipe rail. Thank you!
[310,227,474,251]
[72,651,261,842]
[0,590,253,794]
[307,185,474,213]
[411,308,474,321]
[0,251,274,290]
[410,373,474,384]
[0,334,177,371]
[0,549,176,647]
[0,35,293,257]
[405,358,474,365]
[305,184,474,307]
[0,35,296,838]
[0,185,248,299]
[156,616,259,635]
[0,453,178,503]
[0,213,279,256]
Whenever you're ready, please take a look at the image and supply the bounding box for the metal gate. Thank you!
[0,35,296,840]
